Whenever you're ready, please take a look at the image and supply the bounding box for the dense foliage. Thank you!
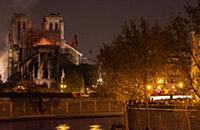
[96,15,193,101]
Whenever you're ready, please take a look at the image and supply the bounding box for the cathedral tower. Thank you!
[8,13,32,79]
[42,13,64,42]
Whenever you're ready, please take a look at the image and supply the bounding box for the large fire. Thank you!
[34,37,54,46]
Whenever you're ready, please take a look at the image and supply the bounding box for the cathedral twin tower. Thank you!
[8,13,81,88]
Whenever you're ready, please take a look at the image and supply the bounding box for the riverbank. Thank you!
[0,96,124,121]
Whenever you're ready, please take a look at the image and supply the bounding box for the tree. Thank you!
[96,16,200,129]
[97,10,200,129]
[185,0,200,31]
[162,15,193,130]
[77,64,98,91]
[62,69,85,93]
[183,0,200,99]
[97,19,170,130]
[185,0,200,71]
[97,19,168,101]
[161,15,192,94]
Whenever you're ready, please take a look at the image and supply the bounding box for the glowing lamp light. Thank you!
[178,82,184,88]
[56,124,70,130]
[97,77,103,84]
[89,124,102,130]
[172,85,176,89]
[157,78,164,84]
[60,84,67,89]
[17,85,25,90]
[146,85,152,90]
[60,83,67,92]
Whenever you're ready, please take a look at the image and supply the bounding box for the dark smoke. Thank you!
[0,0,40,80]
[0,0,40,50]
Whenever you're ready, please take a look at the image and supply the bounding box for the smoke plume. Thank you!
[0,0,40,81]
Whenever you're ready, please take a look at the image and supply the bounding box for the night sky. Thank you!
[0,0,189,58]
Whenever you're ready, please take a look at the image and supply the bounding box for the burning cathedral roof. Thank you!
[7,13,86,86]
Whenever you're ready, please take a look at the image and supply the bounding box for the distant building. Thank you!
[8,13,84,88]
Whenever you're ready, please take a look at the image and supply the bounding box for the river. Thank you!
[0,116,124,130]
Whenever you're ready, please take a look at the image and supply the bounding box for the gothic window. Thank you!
[49,22,53,31]
[23,22,26,31]
[55,23,58,31]
[17,22,21,40]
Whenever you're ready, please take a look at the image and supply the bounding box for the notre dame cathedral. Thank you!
[7,13,84,88]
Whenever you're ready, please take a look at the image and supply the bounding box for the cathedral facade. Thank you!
[8,13,83,88]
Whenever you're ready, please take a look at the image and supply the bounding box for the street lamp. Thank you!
[60,83,67,92]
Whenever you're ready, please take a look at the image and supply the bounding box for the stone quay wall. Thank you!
[128,107,200,130]
[0,98,124,120]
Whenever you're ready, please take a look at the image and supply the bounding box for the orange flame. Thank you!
[36,37,52,46]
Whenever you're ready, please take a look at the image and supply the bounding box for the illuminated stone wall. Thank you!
[129,108,200,130]
[0,98,124,120]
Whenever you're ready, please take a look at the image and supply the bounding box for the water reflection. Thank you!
[56,124,70,130]
[89,124,102,130]
[0,116,123,130]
